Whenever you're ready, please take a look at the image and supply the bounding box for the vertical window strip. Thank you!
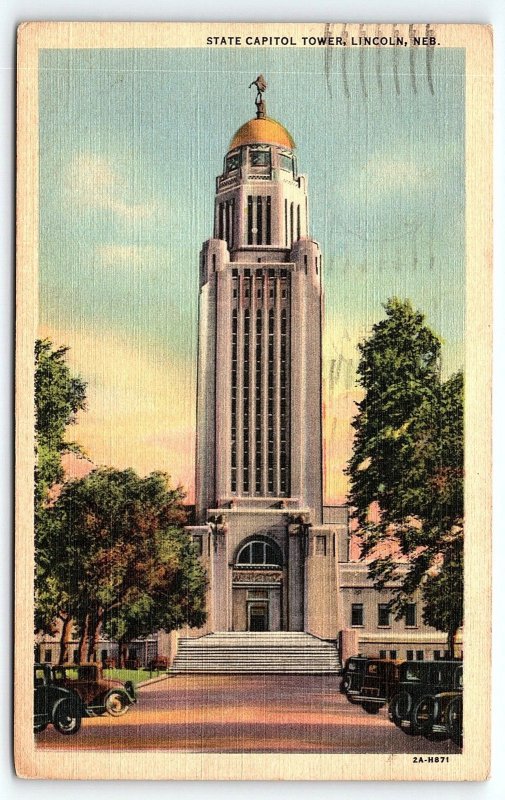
[297,204,301,240]
[219,202,224,240]
[230,198,234,248]
[243,308,250,493]
[280,306,289,495]
[284,199,288,247]
[256,196,263,245]
[255,309,262,494]
[266,196,271,245]
[267,307,275,494]
[247,196,253,245]
[290,202,294,246]
[231,308,238,493]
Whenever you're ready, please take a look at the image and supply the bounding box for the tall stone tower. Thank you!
[188,81,342,638]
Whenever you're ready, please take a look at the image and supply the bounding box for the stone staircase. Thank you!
[171,631,341,674]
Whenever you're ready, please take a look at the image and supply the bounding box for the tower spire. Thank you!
[249,74,267,119]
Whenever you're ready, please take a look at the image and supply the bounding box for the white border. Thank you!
[4,1,504,797]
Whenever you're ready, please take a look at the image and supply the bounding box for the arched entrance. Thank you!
[232,537,283,631]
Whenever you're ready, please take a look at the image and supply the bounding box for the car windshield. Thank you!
[403,664,423,681]
[34,668,46,687]
[77,667,97,680]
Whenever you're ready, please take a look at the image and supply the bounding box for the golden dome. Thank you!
[230,117,295,150]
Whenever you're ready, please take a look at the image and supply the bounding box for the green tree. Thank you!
[34,338,87,505]
[103,527,207,665]
[346,299,463,654]
[47,468,206,662]
[34,339,87,661]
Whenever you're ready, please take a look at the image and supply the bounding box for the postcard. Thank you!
[15,22,492,780]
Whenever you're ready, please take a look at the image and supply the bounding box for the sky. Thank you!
[38,46,465,503]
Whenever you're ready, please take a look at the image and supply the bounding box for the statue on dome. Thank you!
[249,74,267,119]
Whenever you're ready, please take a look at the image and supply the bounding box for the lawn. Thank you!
[104,667,168,685]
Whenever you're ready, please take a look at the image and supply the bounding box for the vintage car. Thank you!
[34,663,85,735]
[340,656,369,704]
[52,662,137,717]
[410,663,463,746]
[147,655,170,671]
[388,660,462,737]
[354,658,402,714]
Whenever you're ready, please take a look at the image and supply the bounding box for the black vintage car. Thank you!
[340,656,369,704]
[388,660,462,737]
[354,658,402,714]
[410,663,463,746]
[34,663,85,735]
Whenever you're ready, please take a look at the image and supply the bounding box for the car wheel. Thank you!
[104,691,130,717]
[34,722,48,734]
[52,699,82,735]
[362,702,380,715]
[446,695,463,748]
[412,696,439,736]
[389,693,412,727]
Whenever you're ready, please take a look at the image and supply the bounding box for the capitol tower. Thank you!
[181,78,348,663]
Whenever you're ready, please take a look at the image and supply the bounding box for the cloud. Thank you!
[358,156,434,194]
[64,152,168,222]
[97,244,171,269]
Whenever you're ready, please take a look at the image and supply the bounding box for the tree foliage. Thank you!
[44,468,206,660]
[34,339,87,649]
[34,338,87,506]
[346,298,463,652]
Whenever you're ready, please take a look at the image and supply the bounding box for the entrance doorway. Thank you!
[248,602,268,631]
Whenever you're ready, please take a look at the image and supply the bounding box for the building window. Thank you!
[279,307,289,495]
[231,308,238,492]
[266,196,272,245]
[267,309,275,493]
[405,603,417,627]
[44,649,52,663]
[250,148,270,167]
[255,309,262,494]
[379,650,387,659]
[226,152,240,172]
[296,204,300,240]
[290,202,294,246]
[256,196,263,245]
[237,540,281,567]
[416,650,424,661]
[389,650,397,660]
[351,604,363,627]
[247,195,253,245]
[228,199,234,248]
[315,535,326,556]
[192,535,203,556]
[406,650,414,661]
[378,603,391,627]
[280,154,293,173]
[243,309,250,492]
[433,650,441,661]
[284,199,288,246]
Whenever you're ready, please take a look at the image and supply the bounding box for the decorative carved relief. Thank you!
[232,569,282,584]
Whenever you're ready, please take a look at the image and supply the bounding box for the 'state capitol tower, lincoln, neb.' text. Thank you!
[187,78,347,640]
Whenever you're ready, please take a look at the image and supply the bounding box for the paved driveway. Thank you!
[36,673,461,754]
